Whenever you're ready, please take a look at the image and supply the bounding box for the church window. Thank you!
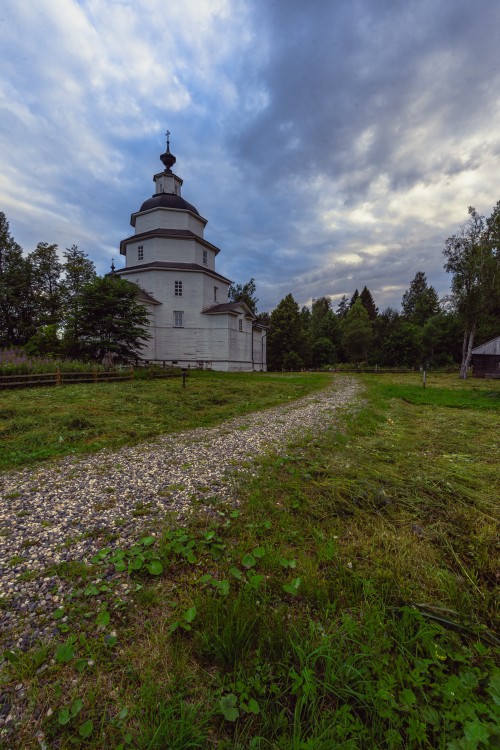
[138,245,144,261]
[203,249,208,265]
[214,286,218,302]
[238,319,243,332]
[175,280,183,296]
[174,311,184,327]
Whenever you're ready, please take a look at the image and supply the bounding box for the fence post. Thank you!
[93,368,98,383]
[55,367,61,386]
[130,366,134,381]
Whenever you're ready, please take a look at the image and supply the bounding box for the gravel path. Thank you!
[0,376,361,652]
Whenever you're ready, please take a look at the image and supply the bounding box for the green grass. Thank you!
[0,370,331,472]
[369,372,500,409]
[1,373,499,749]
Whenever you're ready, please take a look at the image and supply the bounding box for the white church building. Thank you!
[114,137,266,371]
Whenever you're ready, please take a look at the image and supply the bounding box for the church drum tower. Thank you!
[114,135,267,371]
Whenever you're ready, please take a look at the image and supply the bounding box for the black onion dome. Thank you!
[139,193,200,215]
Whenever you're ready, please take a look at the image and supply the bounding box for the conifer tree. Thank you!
[28,242,63,327]
[359,286,378,320]
[349,289,359,308]
[309,296,340,365]
[268,293,305,370]
[336,295,349,318]
[342,298,373,361]
[401,271,439,326]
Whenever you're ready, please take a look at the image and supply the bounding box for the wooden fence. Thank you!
[0,367,184,391]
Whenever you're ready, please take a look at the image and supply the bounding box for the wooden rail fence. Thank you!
[0,367,184,391]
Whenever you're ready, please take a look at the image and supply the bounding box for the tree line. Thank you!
[232,205,499,376]
[1,202,499,373]
[0,212,150,361]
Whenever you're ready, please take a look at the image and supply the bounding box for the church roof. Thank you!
[134,286,162,305]
[203,301,255,318]
[120,228,218,255]
[114,261,232,284]
[138,193,200,216]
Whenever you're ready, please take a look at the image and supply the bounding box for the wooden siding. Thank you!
[471,353,500,378]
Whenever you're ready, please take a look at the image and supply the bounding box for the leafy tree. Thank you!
[25,324,61,357]
[379,320,423,367]
[359,286,378,320]
[28,242,63,327]
[67,276,151,362]
[342,298,373,361]
[227,277,258,314]
[372,307,400,365]
[484,199,500,323]
[282,350,304,371]
[443,206,499,378]
[309,297,341,365]
[475,311,500,350]
[422,312,462,366]
[61,245,96,302]
[401,271,440,326]
[0,212,35,345]
[255,311,270,327]
[311,336,336,367]
[268,293,305,370]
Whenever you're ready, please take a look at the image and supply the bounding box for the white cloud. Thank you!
[1,0,500,315]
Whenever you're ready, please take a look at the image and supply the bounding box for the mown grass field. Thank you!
[0,371,331,472]
[1,373,499,749]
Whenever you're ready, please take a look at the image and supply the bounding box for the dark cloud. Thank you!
[2,0,500,314]
[206,0,500,309]
[230,0,500,193]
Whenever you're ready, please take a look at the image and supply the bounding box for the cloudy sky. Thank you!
[1,0,500,313]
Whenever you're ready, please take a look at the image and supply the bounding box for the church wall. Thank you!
[202,273,230,308]
[126,237,197,266]
[134,209,205,237]
[121,267,263,372]
[118,144,266,372]
[253,329,267,371]
[195,244,216,272]
[137,301,159,361]
[124,237,217,272]
[135,295,266,371]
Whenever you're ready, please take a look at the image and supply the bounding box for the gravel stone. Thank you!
[0,376,360,651]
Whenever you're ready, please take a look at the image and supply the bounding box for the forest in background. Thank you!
[233,205,500,376]
[1,203,499,375]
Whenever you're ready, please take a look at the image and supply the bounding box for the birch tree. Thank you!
[443,207,499,378]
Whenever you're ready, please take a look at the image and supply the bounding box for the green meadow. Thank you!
[0,371,330,472]
[1,372,499,749]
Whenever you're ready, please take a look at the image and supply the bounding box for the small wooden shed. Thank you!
[471,335,500,378]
